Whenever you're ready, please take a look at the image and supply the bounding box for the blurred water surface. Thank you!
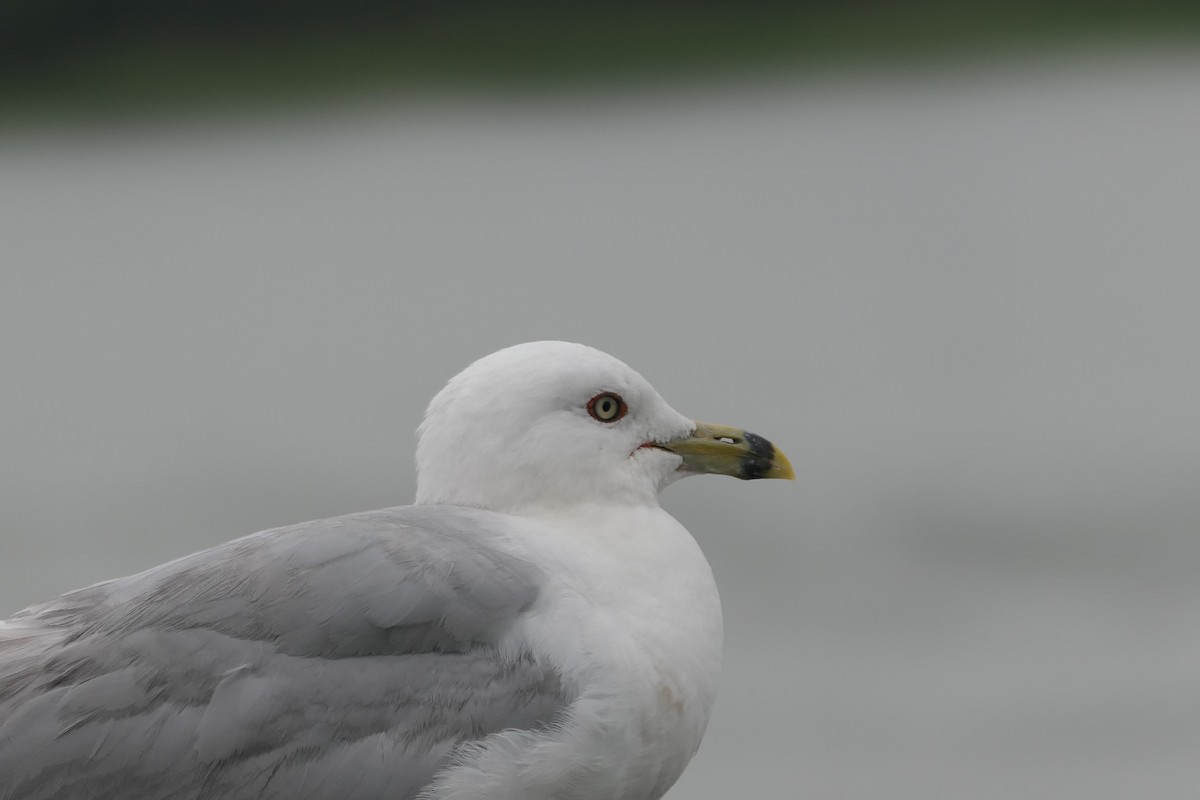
[2,50,1200,798]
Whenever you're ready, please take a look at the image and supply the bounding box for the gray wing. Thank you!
[0,506,569,800]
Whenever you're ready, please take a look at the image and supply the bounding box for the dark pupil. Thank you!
[600,399,613,415]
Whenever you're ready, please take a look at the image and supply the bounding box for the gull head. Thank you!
[415,341,792,515]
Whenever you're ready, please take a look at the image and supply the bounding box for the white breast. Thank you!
[425,504,723,800]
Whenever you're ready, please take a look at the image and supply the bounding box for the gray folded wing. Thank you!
[0,506,569,800]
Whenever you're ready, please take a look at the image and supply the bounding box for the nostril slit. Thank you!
[717,436,738,444]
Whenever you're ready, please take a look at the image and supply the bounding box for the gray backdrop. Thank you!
[2,50,1199,798]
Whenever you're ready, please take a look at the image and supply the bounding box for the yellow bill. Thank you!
[657,421,794,481]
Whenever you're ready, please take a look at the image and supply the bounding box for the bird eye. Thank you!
[587,392,627,423]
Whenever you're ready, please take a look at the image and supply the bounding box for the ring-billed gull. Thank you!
[0,341,793,800]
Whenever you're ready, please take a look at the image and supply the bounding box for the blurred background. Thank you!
[2,2,1200,797]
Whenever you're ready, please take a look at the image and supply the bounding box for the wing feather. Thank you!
[0,506,568,800]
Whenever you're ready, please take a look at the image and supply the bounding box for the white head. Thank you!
[415,342,696,514]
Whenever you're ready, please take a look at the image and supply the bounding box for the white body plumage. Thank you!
[424,504,723,800]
